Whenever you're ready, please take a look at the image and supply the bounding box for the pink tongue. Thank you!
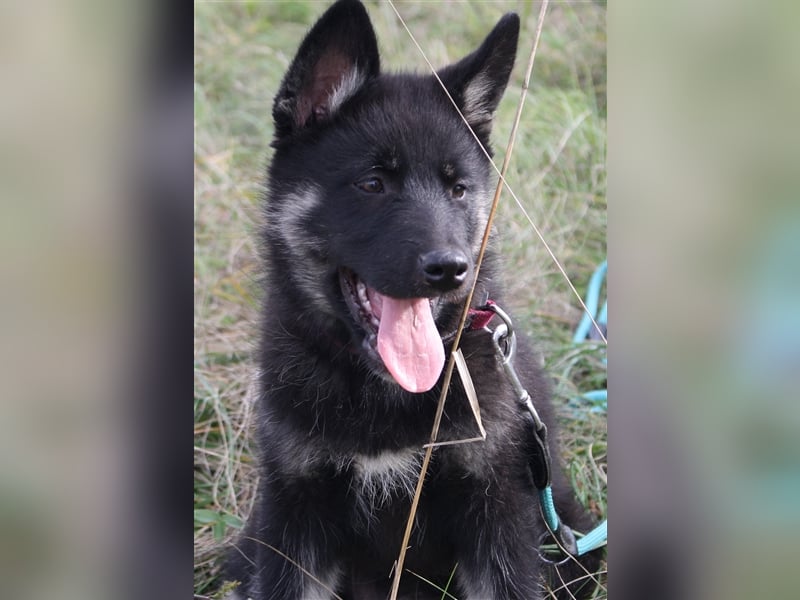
[374,294,445,393]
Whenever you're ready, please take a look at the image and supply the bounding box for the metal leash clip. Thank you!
[481,302,580,559]
[483,303,551,487]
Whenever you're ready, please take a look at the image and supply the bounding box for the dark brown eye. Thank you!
[451,184,467,200]
[355,177,384,194]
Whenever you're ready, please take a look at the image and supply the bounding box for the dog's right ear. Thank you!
[272,0,379,141]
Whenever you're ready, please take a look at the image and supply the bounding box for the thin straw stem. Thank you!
[388,2,551,598]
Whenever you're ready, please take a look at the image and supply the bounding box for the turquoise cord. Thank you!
[538,487,560,532]
[577,519,607,555]
[565,260,608,555]
[540,487,607,556]
[572,260,607,343]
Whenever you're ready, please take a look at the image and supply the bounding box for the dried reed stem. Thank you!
[388,2,551,598]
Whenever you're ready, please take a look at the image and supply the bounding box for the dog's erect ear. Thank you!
[272,0,379,140]
[438,13,520,147]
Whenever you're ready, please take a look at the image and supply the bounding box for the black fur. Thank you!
[225,1,600,598]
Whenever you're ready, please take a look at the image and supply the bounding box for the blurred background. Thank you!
[0,0,796,599]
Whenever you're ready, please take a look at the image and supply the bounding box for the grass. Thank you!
[194,1,606,597]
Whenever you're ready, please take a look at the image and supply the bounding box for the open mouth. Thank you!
[339,268,383,359]
[339,268,445,393]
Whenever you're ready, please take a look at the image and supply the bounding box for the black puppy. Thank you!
[225,1,600,598]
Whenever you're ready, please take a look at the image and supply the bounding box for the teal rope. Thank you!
[581,389,607,413]
[572,260,607,343]
[568,259,608,555]
[597,299,607,328]
[540,487,607,556]
[538,487,560,532]
[577,519,607,555]
[573,259,608,410]
[533,259,609,559]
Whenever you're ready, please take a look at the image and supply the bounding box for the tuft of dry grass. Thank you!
[194,1,606,596]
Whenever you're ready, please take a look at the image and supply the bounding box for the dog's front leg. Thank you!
[451,477,546,600]
[244,474,346,600]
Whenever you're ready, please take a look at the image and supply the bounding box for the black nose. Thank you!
[420,250,469,291]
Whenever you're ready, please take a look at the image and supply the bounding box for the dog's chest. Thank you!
[344,449,423,507]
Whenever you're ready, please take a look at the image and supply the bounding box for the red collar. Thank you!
[467,300,496,330]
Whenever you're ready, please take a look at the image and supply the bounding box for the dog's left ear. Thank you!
[438,13,520,147]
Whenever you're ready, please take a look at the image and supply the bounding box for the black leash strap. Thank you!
[482,303,579,558]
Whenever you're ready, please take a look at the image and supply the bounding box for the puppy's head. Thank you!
[266,0,520,392]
